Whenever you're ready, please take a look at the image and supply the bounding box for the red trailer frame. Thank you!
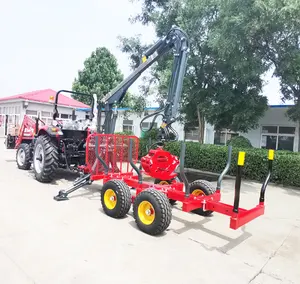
[87,134,274,234]
[54,133,274,236]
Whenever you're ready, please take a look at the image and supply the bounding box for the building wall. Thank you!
[242,107,299,151]
[4,101,298,152]
[0,101,23,137]
[183,106,299,152]
[114,111,185,140]
[0,100,87,137]
[204,122,215,144]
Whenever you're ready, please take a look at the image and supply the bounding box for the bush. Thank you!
[139,128,159,157]
[162,141,300,187]
[227,136,252,148]
[114,131,134,136]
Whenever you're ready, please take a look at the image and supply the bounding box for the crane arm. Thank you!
[101,26,189,134]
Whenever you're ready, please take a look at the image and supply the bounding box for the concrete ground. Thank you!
[0,139,299,284]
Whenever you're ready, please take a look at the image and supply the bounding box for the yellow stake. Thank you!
[237,151,246,166]
[268,149,274,160]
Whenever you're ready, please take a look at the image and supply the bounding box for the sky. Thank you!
[0,0,287,106]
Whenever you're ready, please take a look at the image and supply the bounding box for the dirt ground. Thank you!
[0,139,299,284]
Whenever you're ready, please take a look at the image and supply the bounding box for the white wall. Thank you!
[190,106,299,151]
[0,101,23,137]
[242,107,299,151]
[0,100,88,137]
[204,122,215,144]
[47,106,300,152]
[114,111,185,139]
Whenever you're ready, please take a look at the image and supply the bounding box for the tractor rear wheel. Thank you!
[189,179,216,216]
[154,177,181,205]
[133,188,172,236]
[33,135,59,183]
[16,143,31,170]
[101,180,132,218]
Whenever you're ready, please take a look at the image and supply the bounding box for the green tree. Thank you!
[118,91,147,115]
[120,0,269,142]
[208,0,300,147]
[72,47,124,105]
[255,1,300,122]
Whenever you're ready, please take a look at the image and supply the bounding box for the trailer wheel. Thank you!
[154,177,181,205]
[33,135,59,183]
[133,188,172,236]
[16,143,31,170]
[101,180,132,218]
[189,179,216,216]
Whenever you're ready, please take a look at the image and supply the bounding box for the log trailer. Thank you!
[51,25,274,236]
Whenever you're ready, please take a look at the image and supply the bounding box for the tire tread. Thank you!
[101,179,131,218]
[133,188,172,236]
[33,135,59,183]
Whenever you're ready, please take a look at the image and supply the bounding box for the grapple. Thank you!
[140,147,179,180]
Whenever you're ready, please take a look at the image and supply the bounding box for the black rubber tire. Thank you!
[16,143,31,170]
[101,180,132,218]
[189,179,216,216]
[33,135,59,183]
[154,177,181,205]
[5,135,14,149]
[133,188,172,236]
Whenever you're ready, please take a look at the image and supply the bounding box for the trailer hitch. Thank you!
[53,173,92,201]
[53,135,108,201]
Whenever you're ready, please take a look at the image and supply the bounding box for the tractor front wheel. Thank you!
[16,143,31,170]
[101,180,132,218]
[189,179,216,216]
[133,188,172,236]
[33,135,59,183]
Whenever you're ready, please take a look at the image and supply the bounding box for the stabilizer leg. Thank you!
[54,174,92,201]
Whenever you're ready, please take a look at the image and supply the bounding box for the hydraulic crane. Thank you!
[100,25,189,141]
[54,25,190,201]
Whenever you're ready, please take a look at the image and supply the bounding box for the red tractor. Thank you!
[15,90,98,183]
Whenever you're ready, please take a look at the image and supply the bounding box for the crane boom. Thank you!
[101,25,189,136]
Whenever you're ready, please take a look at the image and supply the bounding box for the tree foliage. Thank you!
[206,0,300,121]
[118,91,147,114]
[71,46,146,114]
[227,136,253,149]
[120,0,270,142]
[72,47,124,105]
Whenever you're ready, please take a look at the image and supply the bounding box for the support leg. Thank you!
[53,174,92,201]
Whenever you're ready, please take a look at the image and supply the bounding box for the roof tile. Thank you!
[0,89,89,108]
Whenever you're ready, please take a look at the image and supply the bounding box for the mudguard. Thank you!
[37,125,64,138]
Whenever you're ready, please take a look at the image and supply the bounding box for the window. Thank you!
[214,129,239,145]
[15,106,21,114]
[15,115,20,126]
[26,110,37,116]
[40,111,53,125]
[185,128,199,141]
[0,115,4,127]
[41,111,52,117]
[261,125,295,151]
[60,113,69,119]
[141,121,157,131]
[123,119,134,132]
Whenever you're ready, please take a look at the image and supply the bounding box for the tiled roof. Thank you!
[0,89,89,108]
